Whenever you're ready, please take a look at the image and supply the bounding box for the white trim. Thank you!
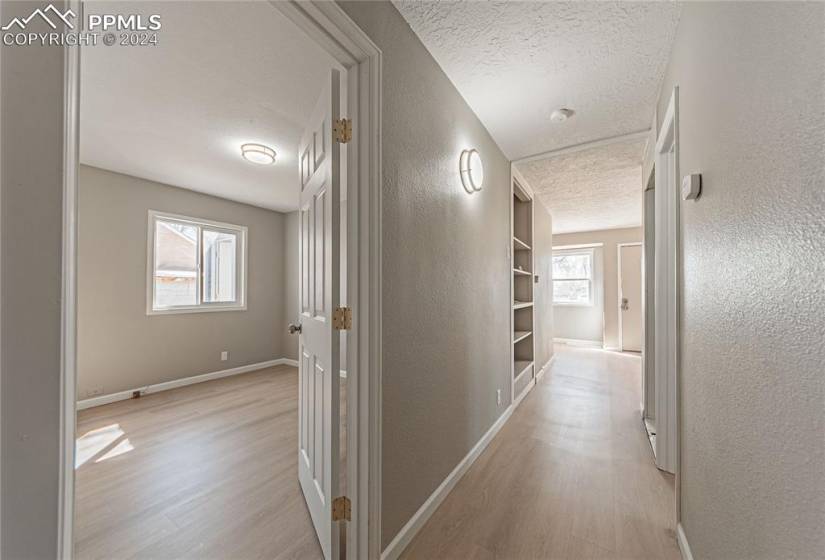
[273,4,384,559]
[617,242,643,352]
[513,372,535,409]
[654,87,679,477]
[677,523,694,560]
[509,166,537,412]
[553,337,603,348]
[552,242,604,250]
[554,223,644,236]
[60,2,383,559]
[76,359,295,410]
[58,4,81,556]
[381,405,515,560]
[535,354,555,382]
[146,210,248,315]
[514,129,650,165]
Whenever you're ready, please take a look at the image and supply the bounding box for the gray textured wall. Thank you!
[0,2,65,557]
[78,166,288,398]
[657,3,825,558]
[339,1,513,548]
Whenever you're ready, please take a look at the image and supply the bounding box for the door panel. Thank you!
[620,244,643,352]
[297,69,341,560]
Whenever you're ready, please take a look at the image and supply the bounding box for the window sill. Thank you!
[553,302,594,308]
[147,305,247,316]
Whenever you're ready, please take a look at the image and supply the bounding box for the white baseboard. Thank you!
[677,523,694,560]
[513,378,534,408]
[381,404,515,560]
[535,354,556,382]
[553,337,603,348]
[77,358,296,410]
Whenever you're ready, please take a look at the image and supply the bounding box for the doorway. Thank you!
[58,2,382,559]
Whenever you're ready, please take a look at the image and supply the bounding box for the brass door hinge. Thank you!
[332,496,351,521]
[333,118,352,144]
[332,307,352,331]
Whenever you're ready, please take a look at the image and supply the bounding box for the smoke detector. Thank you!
[550,108,575,123]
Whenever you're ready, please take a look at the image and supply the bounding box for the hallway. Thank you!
[401,345,680,559]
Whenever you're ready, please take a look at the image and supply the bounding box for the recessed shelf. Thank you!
[513,268,531,276]
[514,360,533,381]
[513,331,532,344]
[513,236,531,251]
[513,301,533,309]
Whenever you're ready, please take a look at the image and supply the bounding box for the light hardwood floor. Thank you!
[74,365,323,560]
[400,345,680,560]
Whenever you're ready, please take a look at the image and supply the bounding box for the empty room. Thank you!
[71,3,347,558]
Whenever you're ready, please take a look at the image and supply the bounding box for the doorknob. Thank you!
[621,298,629,311]
[288,323,302,335]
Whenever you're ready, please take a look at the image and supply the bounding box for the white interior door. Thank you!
[297,69,342,560]
[620,244,643,352]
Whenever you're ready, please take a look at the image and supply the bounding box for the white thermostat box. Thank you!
[681,173,702,200]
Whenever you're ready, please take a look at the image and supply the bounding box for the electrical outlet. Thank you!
[87,387,105,398]
[496,389,502,406]
[221,351,229,361]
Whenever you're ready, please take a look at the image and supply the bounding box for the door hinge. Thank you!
[332,496,351,521]
[332,306,352,330]
[333,118,352,144]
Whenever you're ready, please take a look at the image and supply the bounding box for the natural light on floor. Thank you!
[75,423,134,468]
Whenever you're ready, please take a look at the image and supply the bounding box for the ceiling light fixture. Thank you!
[240,143,276,165]
[459,148,483,194]
[550,108,575,123]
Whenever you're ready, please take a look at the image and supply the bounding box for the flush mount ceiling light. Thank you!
[550,108,575,123]
[240,143,276,165]
[459,148,483,194]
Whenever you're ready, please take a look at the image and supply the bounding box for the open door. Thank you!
[296,69,342,560]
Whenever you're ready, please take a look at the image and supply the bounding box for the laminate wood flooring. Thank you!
[74,365,323,560]
[400,345,680,560]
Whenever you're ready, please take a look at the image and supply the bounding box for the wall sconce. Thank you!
[459,149,483,194]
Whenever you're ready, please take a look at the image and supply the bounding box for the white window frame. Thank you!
[146,210,248,315]
[552,248,595,307]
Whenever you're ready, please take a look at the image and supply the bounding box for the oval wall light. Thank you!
[241,143,276,165]
[459,149,483,193]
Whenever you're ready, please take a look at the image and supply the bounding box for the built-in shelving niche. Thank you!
[512,178,535,399]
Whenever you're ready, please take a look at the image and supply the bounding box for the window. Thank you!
[552,249,593,305]
[148,211,246,314]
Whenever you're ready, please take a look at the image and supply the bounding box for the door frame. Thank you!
[653,86,679,481]
[57,2,383,559]
[617,242,643,352]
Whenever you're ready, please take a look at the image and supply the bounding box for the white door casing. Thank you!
[298,69,342,560]
[619,243,643,352]
[654,87,679,476]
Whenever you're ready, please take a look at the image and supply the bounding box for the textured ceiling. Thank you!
[393,1,681,160]
[81,1,336,211]
[517,138,645,234]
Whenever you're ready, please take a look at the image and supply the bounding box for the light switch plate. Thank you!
[681,173,702,200]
